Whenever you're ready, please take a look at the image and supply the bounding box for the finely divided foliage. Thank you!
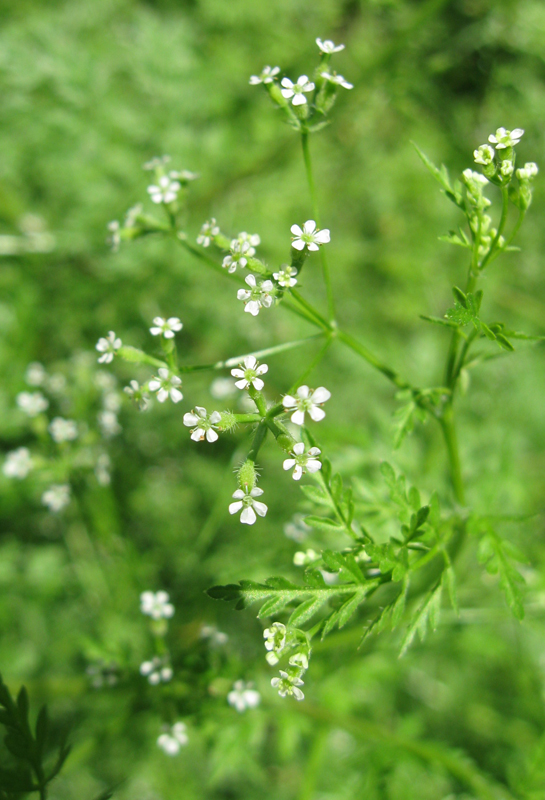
[2,34,539,790]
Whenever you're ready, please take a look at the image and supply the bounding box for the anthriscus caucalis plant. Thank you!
[85,36,544,718]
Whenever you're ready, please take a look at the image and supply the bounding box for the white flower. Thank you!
[282,385,331,425]
[209,377,237,399]
[249,65,280,85]
[124,203,143,228]
[95,453,111,486]
[237,274,275,316]
[140,590,175,619]
[321,71,353,89]
[290,220,330,251]
[293,549,319,567]
[227,681,261,712]
[157,723,188,756]
[169,169,199,184]
[46,373,67,394]
[147,175,181,204]
[316,38,345,54]
[42,484,70,513]
[3,447,33,479]
[263,622,286,653]
[183,406,221,442]
[231,356,268,391]
[49,417,78,443]
[284,513,311,542]
[283,443,322,480]
[280,75,315,106]
[149,316,183,338]
[289,652,309,670]
[197,219,220,247]
[488,127,524,149]
[237,232,261,253]
[273,265,298,288]
[517,162,539,181]
[271,670,305,701]
[143,155,171,171]
[140,657,173,685]
[148,368,183,403]
[16,391,49,417]
[473,144,495,165]
[222,239,251,273]
[124,380,149,410]
[229,486,268,525]
[107,220,120,251]
[98,410,121,437]
[200,625,228,646]
[96,331,122,364]
[25,362,46,386]
[500,160,514,178]
[103,392,121,412]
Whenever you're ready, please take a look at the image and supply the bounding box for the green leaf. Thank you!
[392,399,416,449]
[438,230,471,248]
[420,315,459,329]
[288,596,328,626]
[304,515,345,533]
[412,144,464,209]
[257,595,292,619]
[321,550,365,584]
[35,706,48,758]
[478,530,525,619]
[299,484,332,507]
[337,593,364,628]
[117,346,167,368]
[442,565,459,616]
[399,582,443,657]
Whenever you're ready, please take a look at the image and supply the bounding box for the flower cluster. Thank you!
[147,175,181,205]
[140,590,175,620]
[150,317,183,338]
[96,331,122,364]
[3,447,33,479]
[140,656,173,685]
[157,723,188,755]
[227,681,261,712]
[231,356,268,390]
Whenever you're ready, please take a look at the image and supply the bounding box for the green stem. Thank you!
[439,404,465,505]
[178,334,326,373]
[301,132,336,322]
[450,327,479,390]
[478,187,509,272]
[287,336,333,395]
[246,421,268,463]
[336,329,412,390]
[289,288,331,331]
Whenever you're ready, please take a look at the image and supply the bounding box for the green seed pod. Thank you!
[217,411,238,432]
[238,459,257,492]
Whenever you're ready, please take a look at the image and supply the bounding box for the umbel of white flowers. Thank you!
[148,368,183,403]
[3,447,33,479]
[149,317,183,338]
[157,722,188,756]
[227,681,261,713]
[140,656,173,685]
[140,590,175,619]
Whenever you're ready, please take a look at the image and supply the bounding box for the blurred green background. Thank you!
[1,0,545,797]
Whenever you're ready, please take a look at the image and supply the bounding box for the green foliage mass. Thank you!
[1,1,545,799]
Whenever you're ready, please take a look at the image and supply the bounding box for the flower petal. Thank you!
[292,94,307,106]
[293,442,305,455]
[311,387,331,404]
[308,406,326,421]
[252,378,264,390]
[303,220,316,235]
[296,385,310,399]
[253,501,268,517]
[206,428,219,442]
[283,459,296,471]
[229,501,243,515]
[240,506,257,525]
[291,239,305,250]
[290,224,303,237]
[183,413,200,426]
[293,466,303,480]
[314,229,330,243]
[170,388,183,403]
[291,409,305,425]
[282,395,297,408]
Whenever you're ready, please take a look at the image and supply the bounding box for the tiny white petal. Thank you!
[229,501,243,515]
[308,406,326,422]
[240,506,257,525]
[291,409,306,425]
[283,459,296,471]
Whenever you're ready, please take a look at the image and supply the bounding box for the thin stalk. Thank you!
[336,329,412,390]
[301,132,336,322]
[478,187,509,272]
[287,336,333,395]
[450,327,479,390]
[439,405,465,505]
[289,287,331,331]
